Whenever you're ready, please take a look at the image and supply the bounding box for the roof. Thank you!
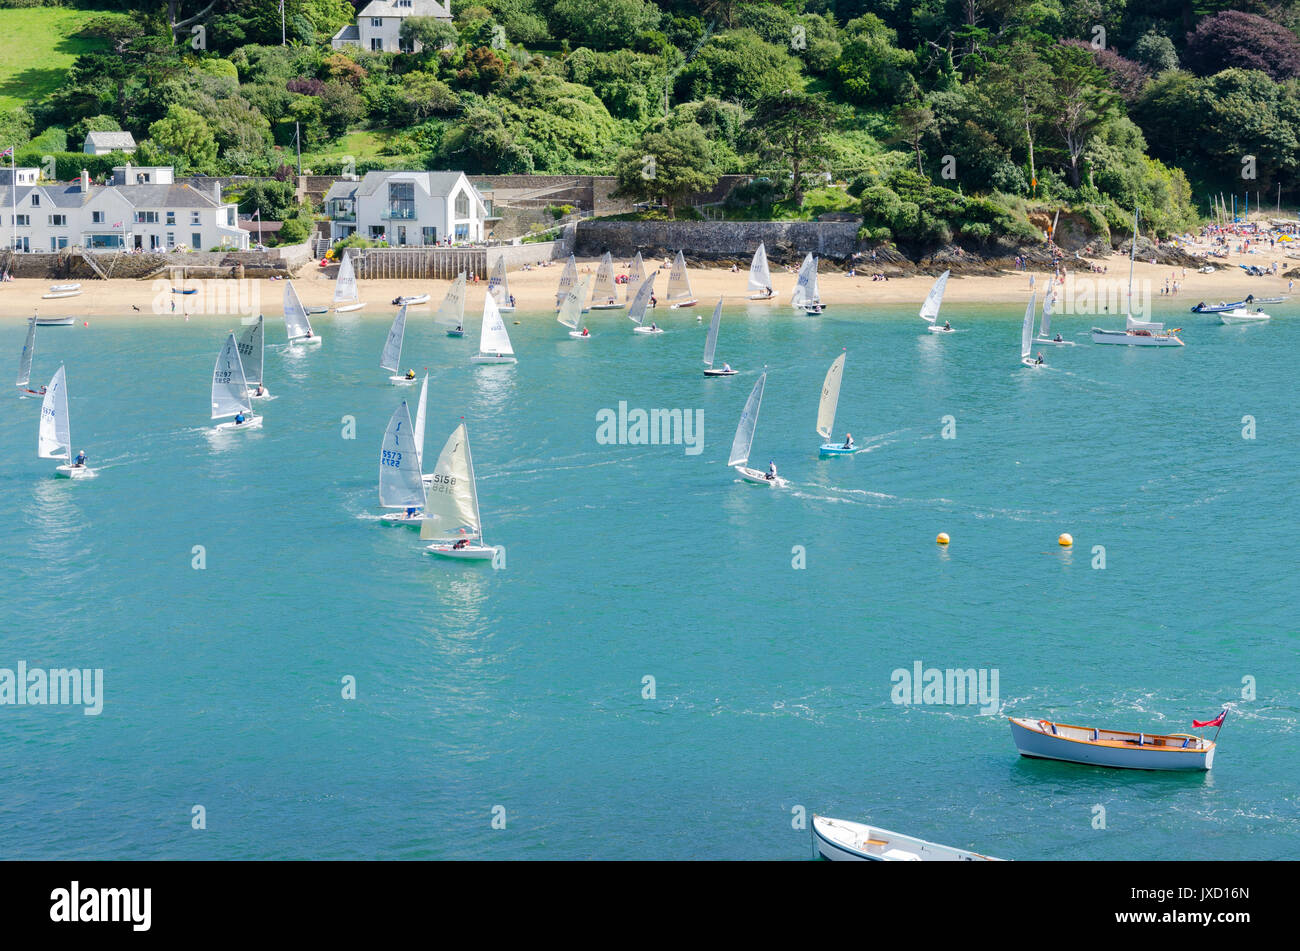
[324,171,486,214]
[238,219,283,234]
[356,0,452,19]
[332,24,359,41]
[85,131,137,150]
[110,183,223,208]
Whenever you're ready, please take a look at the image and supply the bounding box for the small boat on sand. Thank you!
[34,316,75,327]
[1008,711,1225,770]
[812,815,1002,862]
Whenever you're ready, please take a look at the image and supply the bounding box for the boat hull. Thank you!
[735,465,788,487]
[426,543,497,560]
[1091,328,1183,346]
[35,317,75,326]
[470,354,516,364]
[632,326,663,334]
[248,387,272,400]
[1009,717,1214,770]
[670,299,698,309]
[819,443,861,456]
[55,464,96,479]
[1219,314,1270,324]
[41,292,80,300]
[214,417,262,432]
[395,295,430,306]
[388,375,417,385]
[812,815,1000,862]
[290,335,324,346]
[590,303,624,310]
[927,325,955,334]
[379,511,424,526]
[703,368,738,377]
[1021,358,1044,368]
[1035,337,1076,346]
[568,331,592,339]
[335,303,365,313]
[446,329,465,337]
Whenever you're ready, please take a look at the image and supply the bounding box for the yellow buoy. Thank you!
[936,532,949,545]
[1058,533,1073,547]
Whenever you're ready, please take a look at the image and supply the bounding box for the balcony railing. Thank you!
[381,206,416,220]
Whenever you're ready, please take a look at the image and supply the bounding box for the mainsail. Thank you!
[791,253,818,307]
[478,292,515,357]
[16,316,36,387]
[666,250,693,301]
[749,243,772,293]
[555,255,578,307]
[211,332,251,419]
[703,298,723,366]
[283,281,312,339]
[728,371,766,467]
[488,257,510,307]
[236,315,264,386]
[1021,292,1036,361]
[381,304,408,373]
[817,352,845,440]
[421,423,482,540]
[38,365,70,460]
[921,270,950,323]
[434,272,467,329]
[378,400,426,509]
[334,252,358,305]
[628,274,656,326]
[558,275,590,330]
[626,252,646,301]
[1039,292,1053,339]
[413,373,428,470]
[591,252,617,302]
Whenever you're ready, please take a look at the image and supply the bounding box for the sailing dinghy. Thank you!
[813,815,1002,862]
[1092,208,1183,347]
[666,251,698,308]
[237,315,271,399]
[791,252,823,313]
[38,366,94,478]
[628,275,662,333]
[921,270,952,332]
[376,399,427,525]
[730,370,787,487]
[16,317,46,397]
[1035,291,1075,345]
[1020,292,1042,368]
[589,252,623,309]
[558,275,593,339]
[435,272,468,337]
[211,332,261,431]
[554,255,585,312]
[471,292,517,364]
[283,281,321,345]
[421,422,497,559]
[488,256,514,312]
[748,243,774,299]
[381,304,415,384]
[333,252,365,313]
[702,298,736,375]
[817,350,861,455]
[626,252,646,302]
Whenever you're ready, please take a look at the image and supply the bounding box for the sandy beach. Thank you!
[2,243,1295,322]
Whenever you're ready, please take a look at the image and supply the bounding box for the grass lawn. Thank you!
[299,129,406,172]
[0,8,105,112]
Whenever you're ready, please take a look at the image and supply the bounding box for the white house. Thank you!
[323,170,487,246]
[332,0,453,53]
[1,165,248,252]
[83,131,137,155]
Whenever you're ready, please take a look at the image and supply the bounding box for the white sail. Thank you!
[749,243,772,292]
[791,253,818,307]
[478,292,515,357]
[236,315,264,386]
[421,422,481,539]
[729,371,766,467]
[37,365,70,460]
[378,400,426,509]
[283,281,312,340]
[591,252,617,303]
[1125,208,1163,331]
[211,332,251,419]
[921,270,950,323]
[1039,293,1053,339]
[703,298,723,366]
[16,316,36,387]
[434,272,467,329]
[628,274,656,325]
[558,275,590,331]
[1021,292,1036,361]
[380,304,408,373]
[817,352,845,440]
[626,252,646,300]
[555,255,578,307]
[414,373,428,470]
[334,252,358,304]
[666,250,693,301]
[488,257,511,307]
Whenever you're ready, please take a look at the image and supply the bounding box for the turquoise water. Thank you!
[1,298,1296,860]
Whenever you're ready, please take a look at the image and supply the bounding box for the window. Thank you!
[15,214,29,226]
[454,191,469,218]
[422,227,436,245]
[371,17,382,26]
[29,194,38,207]
[166,232,175,248]
[191,211,200,225]
[49,236,68,250]
[135,211,158,224]
[371,38,383,51]
[92,211,104,224]
[386,181,415,219]
[192,233,202,249]
[48,214,67,227]
[166,211,176,226]
[454,223,468,240]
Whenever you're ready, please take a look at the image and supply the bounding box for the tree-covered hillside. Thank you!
[4,0,1300,250]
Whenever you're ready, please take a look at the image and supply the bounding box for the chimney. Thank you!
[80,169,90,192]
[213,181,222,205]
[123,161,131,186]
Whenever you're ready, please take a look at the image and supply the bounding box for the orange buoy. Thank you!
[1058,533,1073,547]
[936,532,950,545]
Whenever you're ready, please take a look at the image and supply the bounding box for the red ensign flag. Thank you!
[1193,710,1227,728]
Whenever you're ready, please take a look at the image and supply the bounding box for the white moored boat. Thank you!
[380,304,417,384]
[1020,291,1044,368]
[1092,208,1183,347]
[333,251,365,312]
[701,298,736,375]
[435,272,468,337]
[588,252,623,309]
[817,349,861,455]
[376,398,426,525]
[211,332,261,432]
[730,370,787,487]
[34,316,75,326]
[470,292,517,364]
[421,422,497,560]
[392,292,429,306]
[920,269,952,332]
[747,243,774,300]
[38,366,95,479]
[791,252,823,313]
[488,256,514,312]
[666,250,698,308]
[42,284,81,300]
[627,275,662,334]
[1008,715,1219,770]
[238,315,271,399]
[813,815,1002,862]
[16,317,46,397]
[283,281,322,345]
[1035,290,1074,345]
[558,274,593,339]
[1218,307,1271,324]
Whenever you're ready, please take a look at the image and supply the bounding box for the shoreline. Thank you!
[2,248,1292,321]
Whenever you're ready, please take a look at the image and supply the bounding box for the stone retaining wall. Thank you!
[574,220,863,264]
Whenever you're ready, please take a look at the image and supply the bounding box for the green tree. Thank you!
[614,122,720,217]
[147,105,218,171]
[401,16,460,52]
[746,90,841,205]
[551,0,660,50]
[891,100,936,176]
[1042,43,1118,188]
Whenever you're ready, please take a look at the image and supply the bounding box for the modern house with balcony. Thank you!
[332,0,453,53]
[323,170,487,246]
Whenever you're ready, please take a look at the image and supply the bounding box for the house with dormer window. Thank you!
[331,0,453,53]
[323,170,486,246]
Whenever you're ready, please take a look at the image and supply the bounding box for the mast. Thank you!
[1128,206,1138,316]
[463,421,484,543]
